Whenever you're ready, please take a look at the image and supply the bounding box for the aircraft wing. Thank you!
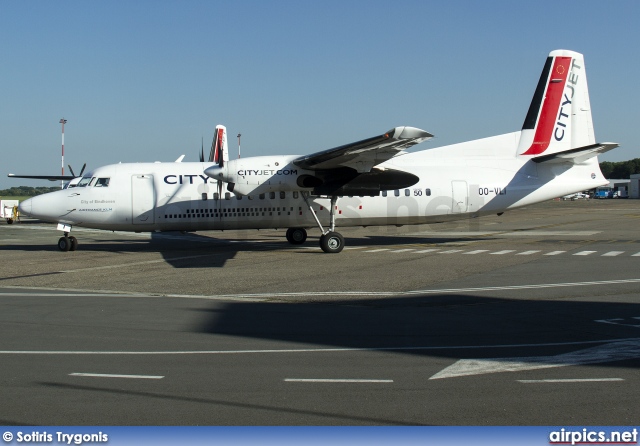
[532,143,618,164]
[7,174,75,181]
[293,126,433,173]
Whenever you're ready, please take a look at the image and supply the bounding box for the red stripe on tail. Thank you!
[521,56,571,155]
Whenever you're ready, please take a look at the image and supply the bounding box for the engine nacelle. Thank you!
[204,155,313,196]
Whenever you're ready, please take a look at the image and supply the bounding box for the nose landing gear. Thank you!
[57,232,78,252]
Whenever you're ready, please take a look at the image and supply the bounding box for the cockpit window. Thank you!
[89,177,96,186]
[95,178,110,187]
[77,176,93,187]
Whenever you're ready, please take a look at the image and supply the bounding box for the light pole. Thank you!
[60,118,67,188]
[237,133,241,159]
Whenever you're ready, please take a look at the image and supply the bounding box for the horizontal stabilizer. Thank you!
[532,143,618,164]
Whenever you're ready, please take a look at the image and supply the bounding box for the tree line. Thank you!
[599,158,640,179]
[0,186,60,197]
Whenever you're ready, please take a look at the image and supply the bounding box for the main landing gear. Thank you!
[296,193,344,254]
[57,232,78,252]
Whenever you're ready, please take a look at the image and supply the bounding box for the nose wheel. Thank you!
[58,234,78,252]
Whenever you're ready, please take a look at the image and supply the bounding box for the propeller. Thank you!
[68,163,86,178]
[199,137,205,163]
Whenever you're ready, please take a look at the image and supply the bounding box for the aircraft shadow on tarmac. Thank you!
[1,222,494,268]
[196,294,640,375]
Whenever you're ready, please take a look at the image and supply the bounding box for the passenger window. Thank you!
[213,192,219,200]
[280,191,285,199]
[425,188,431,196]
[269,192,275,199]
[394,190,400,197]
[293,191,299,199]
[382,190,387,197]
[95,178,110,187]
[259,193,265,200]
[405,189,410,196]
[225,192,231,200]
[201,193,207,201]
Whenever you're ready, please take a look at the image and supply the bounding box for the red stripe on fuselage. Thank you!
[522,56,571,155]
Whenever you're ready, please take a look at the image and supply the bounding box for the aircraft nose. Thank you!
[18,197,32,216]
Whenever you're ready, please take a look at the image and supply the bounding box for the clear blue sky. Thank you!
[1,0,638,189]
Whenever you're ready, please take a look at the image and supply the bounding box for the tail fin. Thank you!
[209,124,229,166]
[517,50,595,157]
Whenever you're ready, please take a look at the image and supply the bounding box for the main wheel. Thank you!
[58,236,71,252]
[319,231,344,253]
[69,236,78,251]
[7,218,13,225]
[286,227,307,245]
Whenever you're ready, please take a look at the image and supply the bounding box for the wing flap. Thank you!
[293,126,432,172]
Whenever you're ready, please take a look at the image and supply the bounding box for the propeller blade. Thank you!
[68,164,75,177]
[79,163,86,176]
[199,137,205,163]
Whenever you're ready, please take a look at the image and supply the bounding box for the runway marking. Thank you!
[413,249,440,253]
[602,251,624,257]
[517,250,541,256]
[517,378,624,383]
[544,251,566,256]
[69,373,164,379]
[1,337,638,356]
[490,250,515,255]
[6,278,640,301]
[438,249,463,254]
[463,250,489,255]
[574,251,596,256]
[390,249,415,253]
[284,379,393,383]
[364,248,389,253]
[429,339,640,380]
[633,252,640,257]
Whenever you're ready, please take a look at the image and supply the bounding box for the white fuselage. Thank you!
[21,132,607,233]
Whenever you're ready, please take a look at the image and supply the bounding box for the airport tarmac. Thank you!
[1,198,639,425]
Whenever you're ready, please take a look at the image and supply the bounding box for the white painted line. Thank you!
[490,250,515,255]
[544,251,566,256]
[3,337,638,356]
[632,252,640,257]
[413,249,440,253]
[438,249,463,254]
[517,250,541,256]
[390,249,415,253]
[69,373,164,379]
[602,251,624,257]
[517,378,624,383]
[7,278,640,302]
[574,251,597,256]
[344,246,366,250]
[284,378,393,383]
[364,248,390,253]
[430,339,640,380]
[463,250,489,255]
